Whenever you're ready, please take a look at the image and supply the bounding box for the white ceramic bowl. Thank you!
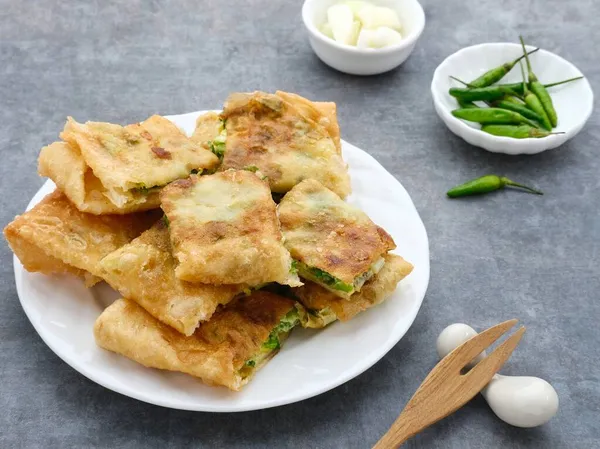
[302,0,425,75]
[431,43,594,155]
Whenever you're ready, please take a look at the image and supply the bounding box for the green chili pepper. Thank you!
[457,99,479,109]
[481,124,563,139]
[490,99,544,124]
[450,76,549,129]
[450,76,523,98]
[501,96,525,105]
[468,48,539,88]
[520,36,557,127]
[449,86,516,102]
[447,175,543,198]
[518,61,552,131]
[452,107,539,127]
[450,75,584,96]
[496,76,584,95]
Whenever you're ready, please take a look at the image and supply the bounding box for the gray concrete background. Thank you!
[1,0,598,448]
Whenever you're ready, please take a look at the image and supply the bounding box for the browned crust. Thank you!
[294,254,413,323]
[59,115,219,192]
[191,112,222,150]
[94,291,295,390]
[151,146,172,159]
[3,190,160,280]
[275,91,341,154]
[6,227,102,286]
[38,141,162,215]
[6,230,89,279]
[278,179,396,284]
[219,91,350,197]
[160,170,297,285]
[97,221,248,336]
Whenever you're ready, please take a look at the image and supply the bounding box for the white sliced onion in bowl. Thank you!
[357,26,403,49]
[356,5,402,31]
[327,4,355,45]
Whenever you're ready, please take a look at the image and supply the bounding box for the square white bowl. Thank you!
[302,0,425,75]
[431,43,593,155]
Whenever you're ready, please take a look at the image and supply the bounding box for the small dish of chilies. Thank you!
[431,42,593,155]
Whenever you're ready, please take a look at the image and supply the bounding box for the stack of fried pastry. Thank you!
[4,91,413,391]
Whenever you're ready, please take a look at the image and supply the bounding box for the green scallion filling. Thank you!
[130,169,204,195]
[295,261,354,293]
[209,140,225,158]
[240,307,300,378]
[208,121,227,159]
[131,184,162,195]
[261,308,300,351]
[304,307,337,328]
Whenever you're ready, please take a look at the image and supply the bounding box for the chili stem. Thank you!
[512,47,540,65]
[545,76,584,88]
[450,76,469,86]
[451,76,584,90]
[519,61,528,94]
[502,178,544,195]
[519,36,536,81]
[450,76,525,100]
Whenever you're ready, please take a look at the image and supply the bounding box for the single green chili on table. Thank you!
[481,124,563,139]
[519,61,552,131]
[467,48,540,87]
[452,107,540,127]
[520,36,558,127]
[447,175,543,198]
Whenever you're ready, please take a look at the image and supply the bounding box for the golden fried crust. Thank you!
[278,179,396,284]
[275,91,341,154]
[38,142,161,214]
[94,292,295,391]
[83,273,103,287]
[3,190,159,281]
[295,254,413,324]
[315,102,341,154]
[160,170,300,286]
[6,230,87,276]
[6,230,102,287]
[98,222,248,336]
[60,115,219,193]
[191,112,221,150]
[219,91,350,198]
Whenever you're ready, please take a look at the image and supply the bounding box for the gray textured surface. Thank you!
[1,0,598,448]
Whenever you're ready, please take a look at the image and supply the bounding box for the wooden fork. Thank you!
[373,319,525,448]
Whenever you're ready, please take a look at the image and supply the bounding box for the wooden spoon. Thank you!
[373,319,525,448]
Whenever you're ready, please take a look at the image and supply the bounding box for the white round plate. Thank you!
[14,111,430,412]
[431,43,594,155]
